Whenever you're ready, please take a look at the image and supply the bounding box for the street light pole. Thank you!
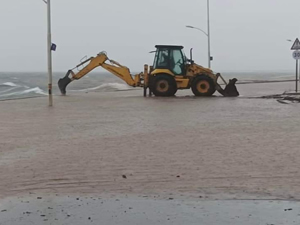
[43,0,53,106]
[186,0,212,68]
[207,0,211,69]
[47,0,53,106]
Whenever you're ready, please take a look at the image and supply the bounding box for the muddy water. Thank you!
[0,81,299,200]
[1,81,300,224]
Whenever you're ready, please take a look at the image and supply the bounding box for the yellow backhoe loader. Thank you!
[58,45,239,97]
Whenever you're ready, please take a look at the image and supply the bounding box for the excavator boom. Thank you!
[58,52,140,95]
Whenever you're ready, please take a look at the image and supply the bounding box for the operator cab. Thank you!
[153,45,187,75]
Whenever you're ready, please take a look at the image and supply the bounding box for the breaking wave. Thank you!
[71,83,135,92]
[1,82,19,87]
[0,87,47,98]
[0,81,47,100]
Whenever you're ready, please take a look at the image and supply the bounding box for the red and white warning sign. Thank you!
[291,38,300,50]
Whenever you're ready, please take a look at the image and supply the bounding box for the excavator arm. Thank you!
[58,52,141,95]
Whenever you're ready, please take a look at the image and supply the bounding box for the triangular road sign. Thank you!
[291,38,300,50]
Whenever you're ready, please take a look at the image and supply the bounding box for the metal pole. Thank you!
[143,64,148,97]
[207,0,211,69]
[296,59,298,93]
[47,0,53,106]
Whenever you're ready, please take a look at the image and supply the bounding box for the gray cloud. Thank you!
[0,0,299,72]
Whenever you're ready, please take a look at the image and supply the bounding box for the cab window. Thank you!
[170,49,184,75]
[156,49,169,68]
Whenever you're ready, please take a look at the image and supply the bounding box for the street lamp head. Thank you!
[186,25,194,29]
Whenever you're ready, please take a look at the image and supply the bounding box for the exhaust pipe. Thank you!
[58,70,73,95]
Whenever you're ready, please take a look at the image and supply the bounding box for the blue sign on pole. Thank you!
[51,43,57,51]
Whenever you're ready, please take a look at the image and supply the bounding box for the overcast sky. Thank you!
[0,0,299,72]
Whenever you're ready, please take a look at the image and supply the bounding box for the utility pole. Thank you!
[186,0,212,68]
[43,0,53,106]
[207,0,211,68]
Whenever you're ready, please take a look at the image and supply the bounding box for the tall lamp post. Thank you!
[186,0,212,69]
[42,0,53,106]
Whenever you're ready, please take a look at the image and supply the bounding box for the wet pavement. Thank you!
[1,195,300,225]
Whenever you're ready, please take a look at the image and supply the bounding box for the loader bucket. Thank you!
[217,78,239,97]
[58,70,73,95]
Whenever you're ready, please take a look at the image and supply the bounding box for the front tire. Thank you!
[191,75,216,96]
[151,75,177,97]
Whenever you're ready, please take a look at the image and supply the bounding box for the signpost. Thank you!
[47,0,53,106]
[291,38,300,93]
[42,0,53,106]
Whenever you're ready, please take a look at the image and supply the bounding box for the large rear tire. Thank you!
[191,75,216,97]
[151,75,177,97]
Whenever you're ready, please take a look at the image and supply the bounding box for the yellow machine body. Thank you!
[58,46,239,97]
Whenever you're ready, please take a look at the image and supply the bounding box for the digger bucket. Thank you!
[58,70,73,95]
[216,73,239,97]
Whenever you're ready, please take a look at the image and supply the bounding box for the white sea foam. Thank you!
[2,82,19,87]
[72,83,134,92]
[0,87,47,97]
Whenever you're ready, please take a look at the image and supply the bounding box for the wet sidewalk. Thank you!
[0,195,299,225]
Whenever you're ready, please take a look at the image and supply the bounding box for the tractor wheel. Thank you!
[151,75,177,97]
[191,75,216,96]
